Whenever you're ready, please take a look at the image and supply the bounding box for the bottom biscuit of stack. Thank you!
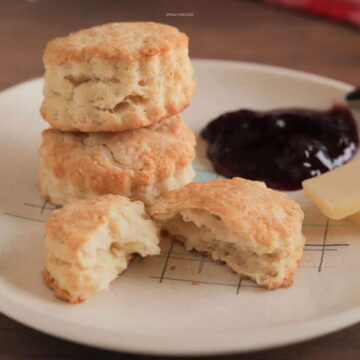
[38,115,196,206]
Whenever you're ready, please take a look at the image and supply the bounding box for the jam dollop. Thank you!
[201,105,359,191]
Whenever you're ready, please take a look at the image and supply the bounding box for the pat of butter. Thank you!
[302,160,360,220]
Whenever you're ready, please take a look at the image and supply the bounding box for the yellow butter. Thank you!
[302,160,360,220]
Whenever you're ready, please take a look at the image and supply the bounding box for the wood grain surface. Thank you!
[0,0,359,359]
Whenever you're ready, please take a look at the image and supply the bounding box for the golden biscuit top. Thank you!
[44,22,188,64]
[151,178,304,248]
[40,115,195,189]
[46,194,137,250]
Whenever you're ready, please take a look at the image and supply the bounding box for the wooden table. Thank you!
[0,0,359,359]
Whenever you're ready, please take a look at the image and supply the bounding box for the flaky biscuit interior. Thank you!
[44,195,160,303]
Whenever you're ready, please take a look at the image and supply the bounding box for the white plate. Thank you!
[0,60,359,356]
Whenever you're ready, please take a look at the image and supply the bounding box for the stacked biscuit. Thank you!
[39,23,306,304]
[38,22,196,206]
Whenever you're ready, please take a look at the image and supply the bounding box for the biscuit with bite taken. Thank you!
[44,194,160,303]
[151,178,305,289]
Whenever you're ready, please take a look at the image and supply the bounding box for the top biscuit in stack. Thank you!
[41,22,195,132]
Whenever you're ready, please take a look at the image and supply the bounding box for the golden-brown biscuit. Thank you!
[41,22,195,132]
[151,178,305,289]
[38,115,196,206]
[44,195,160,303]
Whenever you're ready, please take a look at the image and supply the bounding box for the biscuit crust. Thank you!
[38,115,196,206]
[43,269,84,304]
[41,22,195,132]
[151,178,304,250]
[45,194,131,246]
[44,22,188,64]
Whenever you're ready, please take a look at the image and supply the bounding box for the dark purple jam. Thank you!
[201,105,359,191]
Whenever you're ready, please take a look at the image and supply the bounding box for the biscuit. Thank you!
[151,178,305,289]
[38,115,196,206]
[41,22,195,132]
[43,195,160,303]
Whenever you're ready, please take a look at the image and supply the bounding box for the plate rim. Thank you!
[1,273,359,356]
[0,59,358,356]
